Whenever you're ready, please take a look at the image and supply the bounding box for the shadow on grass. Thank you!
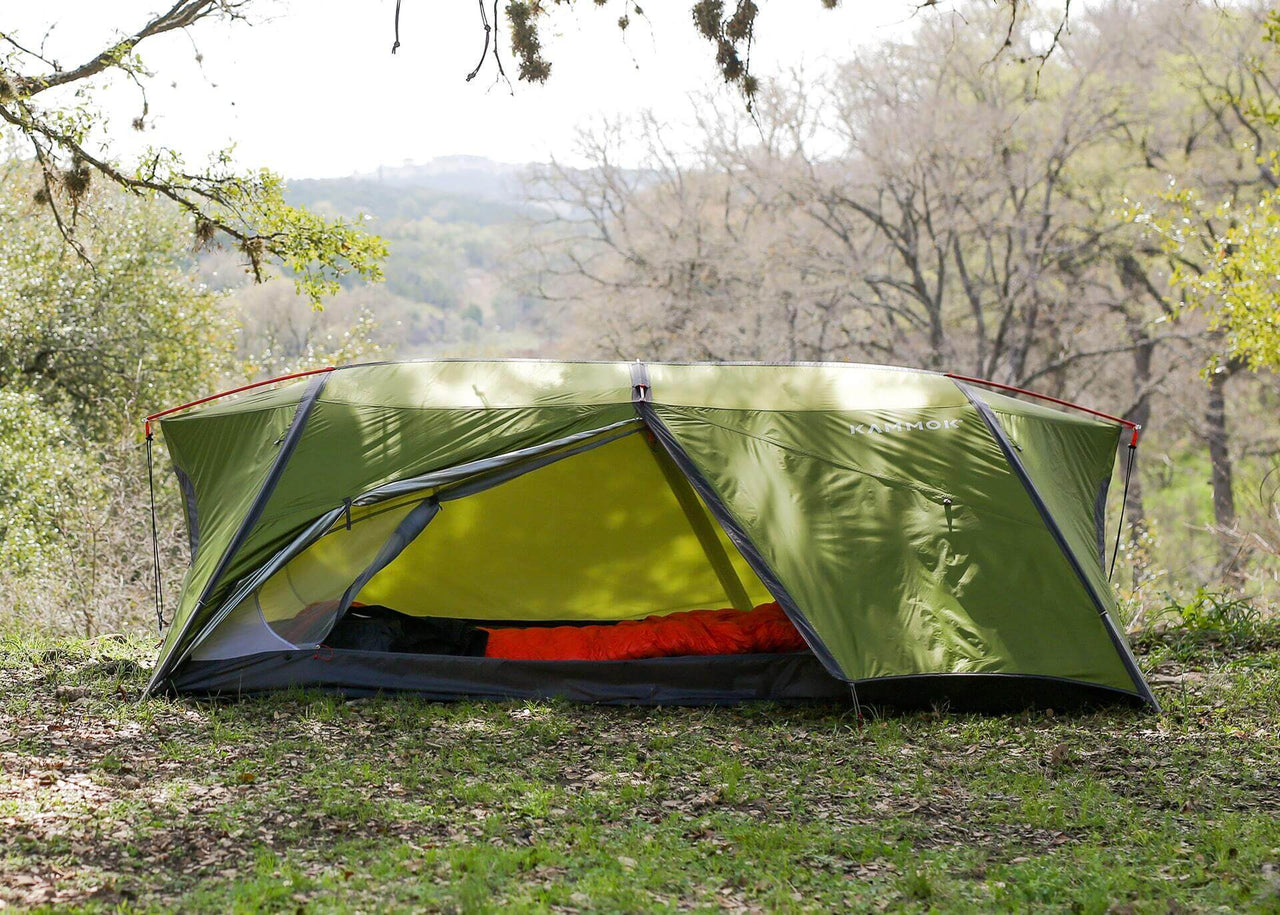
[0,622,1277,912]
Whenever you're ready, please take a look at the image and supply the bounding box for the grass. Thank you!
[1,622,1278,913]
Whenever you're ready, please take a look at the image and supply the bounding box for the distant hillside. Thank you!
[228,157,548,360]
[287,177,525,228]
[347,155,528,202]
[286,156,531,224]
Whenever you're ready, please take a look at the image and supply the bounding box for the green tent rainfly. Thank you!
[144,360,1157,712]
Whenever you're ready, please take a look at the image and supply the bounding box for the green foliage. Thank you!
[241,167,388,305]
[1160,588,1263,636]
[132,147,388,306]
[1131,185,1280,372]
[1130,588,1276,665]
[2,2,389,307]
[0,391,94,576]
[1122,13,1280,373]
[0,163,238,436]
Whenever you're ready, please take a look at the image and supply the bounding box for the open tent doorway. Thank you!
[180,419,849,702]
[353,430,772,623]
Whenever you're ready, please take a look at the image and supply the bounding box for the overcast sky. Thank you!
[7,1,920,177]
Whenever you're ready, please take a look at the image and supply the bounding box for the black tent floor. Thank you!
[170,649,1148,711]
[171,650,848,704]
[853,674,1148,713]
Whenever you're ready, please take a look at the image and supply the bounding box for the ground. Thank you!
[1,625,1278,914]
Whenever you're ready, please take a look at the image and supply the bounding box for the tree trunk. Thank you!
[1122,341,1153,586]
[1204,367,1240,582]
[1113,255,1162,584]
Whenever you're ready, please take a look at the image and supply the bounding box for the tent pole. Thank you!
[629,360,753,612]
[642,433,754,612]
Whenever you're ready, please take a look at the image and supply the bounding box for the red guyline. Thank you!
[144,366,336,438]
[945,372,1142,446]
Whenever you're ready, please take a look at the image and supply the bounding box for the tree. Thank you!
[527,3,1192,386]
[231,279,387,380]
[0,390,94,580]
[1139,181,1280,376]
[0,156,394,635]
[1118,3,1280,577]
[1118,4,1280,375]
[1,0,1064,297]
[0,163,235,634]
[522,114,837,361]
[0,161,238,438]
[0,1,385,304]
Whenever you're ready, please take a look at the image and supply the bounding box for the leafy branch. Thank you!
[0,0,385,305]
[1120,11,1280,374]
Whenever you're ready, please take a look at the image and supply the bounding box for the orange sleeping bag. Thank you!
[482,602,806,661]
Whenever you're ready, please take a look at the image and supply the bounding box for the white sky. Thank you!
[6,1,920,177]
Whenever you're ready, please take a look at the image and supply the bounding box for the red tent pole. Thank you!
[144,366,336,438]
[944,372,1142,446]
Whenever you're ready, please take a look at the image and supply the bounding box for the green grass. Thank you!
[1,625,1278,913]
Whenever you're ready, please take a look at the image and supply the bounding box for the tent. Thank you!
[143,360,1158,711]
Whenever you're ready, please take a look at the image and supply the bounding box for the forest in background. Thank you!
[2,0,1278,638]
